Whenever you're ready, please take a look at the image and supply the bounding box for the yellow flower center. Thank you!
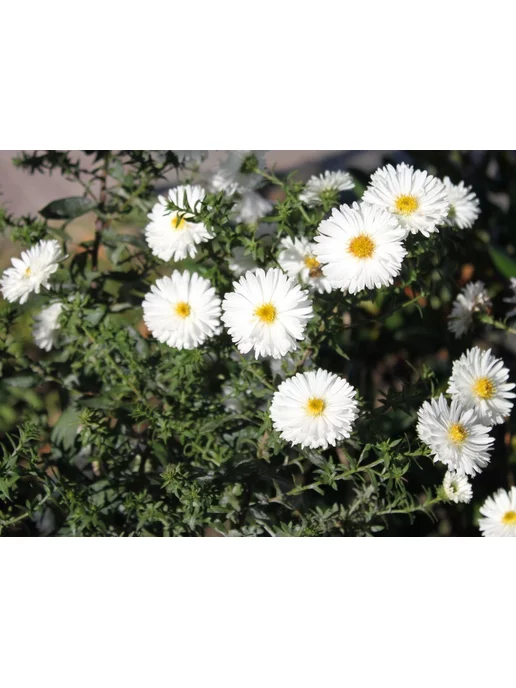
[306,397,326,416]
[254,303,277,324]
[348,234,375,259]
[304,255,320,271]
[395,194,419,215]
[171,214,186,230]
[473,377,495,399]
[502,510,516,525]
[448,423,468,444]
[175,301,191,318]
[24,266,32,277]
[304,255,323,278]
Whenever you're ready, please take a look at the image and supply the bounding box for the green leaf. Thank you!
[489,245,516,278]
[51,407,81,451]
[40,196,96,220]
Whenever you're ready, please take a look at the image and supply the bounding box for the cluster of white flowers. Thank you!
[139,159,485,453]
[1,156,493,471]
[311,163,480,294]
[0,239,66,352]
[417,346,515,535]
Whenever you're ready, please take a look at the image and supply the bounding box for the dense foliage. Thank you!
[1,150,516,536]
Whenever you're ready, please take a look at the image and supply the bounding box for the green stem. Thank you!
[480,315,516,336]
[376,496,441,517]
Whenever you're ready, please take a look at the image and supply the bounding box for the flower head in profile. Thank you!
[142,271,221,349]
[270,369,359,449]
[145,185,213,262]
[221,268,313,359]
[442,471,472,504]
[448,347,515,425]
[363,163,449,237]
[443,177,480,229]
[447,281,491,338]
[300,170,354,207]
[504,278,516,319]
[416,394,494,476]
[278,236,332,294]
[211,151,266,194]
[313,201,406,294]
[479,486,516,537]
[1,239,64,305]
[33,302,63,352]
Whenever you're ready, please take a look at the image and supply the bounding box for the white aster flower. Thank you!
[416,394,494,476]
[228,247,258,277]
[142,270,221,349]
[144,184,213,262]
[504,278,516,319]
[313,201,406,294]
[479,487,516,537]
[442,471,472,504]
[448,347,515,425]
[221,268,313,359]
[442,177,480,229]
[1,239,63,305]
[234,190,273,224]
[278,236,333,294]
[211,150,266,193]
[299,170,354,207]
[447,281,491,338]
[33,302,63,352]
[363,162,449,237]
[269,368,359,449]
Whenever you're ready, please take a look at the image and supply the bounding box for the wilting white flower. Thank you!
[479,486,516,537]
[447,281,491,338]
[313,201,406,294]
[278,236,332,294]
[0,239,63,305]
[416,394,494,476]
[270,369,358,449]
[299,170,354,207]
[448,347,515,425]
[221,268,313,359]
[144,185,213,262]
[234,190,273,225]
[442,471,473,504]
[228,247,258,277]
[504,278,516,319]
[211,151,266,193]
[363,163,449,237]
[142,271,221,349]
[33,302,63,352]
[443,177,480,229]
